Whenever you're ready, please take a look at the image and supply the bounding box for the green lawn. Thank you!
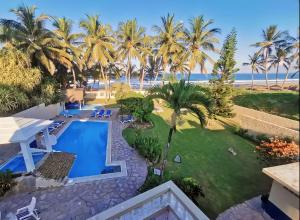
[233,89,299,120]
[123,108,271,218]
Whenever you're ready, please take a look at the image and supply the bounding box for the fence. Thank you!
[13,103,64,120]
[232,105,299,142]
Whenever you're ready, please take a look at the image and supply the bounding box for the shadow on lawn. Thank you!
[148,113,271,218]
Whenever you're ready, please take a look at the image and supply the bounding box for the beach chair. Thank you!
[98,109,105,118]
[90,110,99,117]
[16,197,40,220]
[120,115,134,124]
[104,109,112,118]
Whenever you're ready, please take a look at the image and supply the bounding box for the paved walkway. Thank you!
[0,109,148,220]
[217,196,273,220]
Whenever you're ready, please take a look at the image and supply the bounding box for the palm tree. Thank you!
[80,15,115,99]
[53,17,83,87]
[146,49,163,83]
[149,80,210,174]
[153,14,185,80]
[169,51,190,80]
[0,5,69,74]
[253,25,289,89]
[243,52,263,89]
[184,16,220,80]
[139,35,152,90]
[117,19,146,87]
[269,46,291,85]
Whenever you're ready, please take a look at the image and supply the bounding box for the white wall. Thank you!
[13,103,63,120]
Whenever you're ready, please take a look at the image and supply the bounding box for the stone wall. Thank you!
[232,105,299,142]
[13,103,63,120]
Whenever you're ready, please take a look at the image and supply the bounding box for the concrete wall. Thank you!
[232,105,299,142]
[13,103,63,120]
[269,181,299,220]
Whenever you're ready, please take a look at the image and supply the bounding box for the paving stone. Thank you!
[0,110,147,220]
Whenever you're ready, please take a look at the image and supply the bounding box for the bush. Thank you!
[173,177,204,204]
[0,47,42,92]
[139,167,163,192]
[0,170,15,196]
[118,97,154,122]
[256,137,299,165]
[33,77,62,105]
[134,134,161,163]
[0,85,30,114]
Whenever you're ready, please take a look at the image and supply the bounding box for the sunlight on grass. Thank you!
[123,106,271,218]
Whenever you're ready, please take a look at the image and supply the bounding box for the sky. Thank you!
[0,0,299,73]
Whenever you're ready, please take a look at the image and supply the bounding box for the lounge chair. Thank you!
[104,109,112,118]
[90,110,99,117]
[120,115,134,124]
[16,197,40,220]
[97,109,105,118]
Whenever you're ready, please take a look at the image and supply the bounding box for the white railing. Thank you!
[88,181,209,220]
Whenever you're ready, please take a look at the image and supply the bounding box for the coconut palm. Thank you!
[243,52,263,89]
[149,79,210,174]
[80,15,115,99]
[0,5,70,75]
[269,46,291,85]
[153,14,185,80]
[169,51,190,80]
[253,25,289,89]
[139,35,153,90]
[117,19,146,87]
[184,16,220,80]
[53,17,83,87]
[145,49,164,83]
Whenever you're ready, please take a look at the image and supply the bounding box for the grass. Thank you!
[86,98,119,108]
[233,89,299,120]
[123,107,271,218]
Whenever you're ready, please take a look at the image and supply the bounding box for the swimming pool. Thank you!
[0,152,46,173]
[54,120,109,178]
[63,104,102,115]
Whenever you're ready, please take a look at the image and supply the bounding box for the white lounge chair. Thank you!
[16,197,40,220]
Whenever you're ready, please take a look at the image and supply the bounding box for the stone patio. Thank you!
[0,109,148,220]
[217,196,273,220]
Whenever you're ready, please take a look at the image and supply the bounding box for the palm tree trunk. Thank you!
[161,112,176,177]
[100,65,108,102]
[108,75,111,100]
[275,64,279,85]
[187,70,192,83]
[127,58,131,88]
[72,68,77,88]
[281,68,290,89]
[140,67,145,91]
[251,69,254,90]
[264,59,269,89]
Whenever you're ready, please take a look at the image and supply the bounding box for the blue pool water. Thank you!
[63,104,102,115]
[54,121,109,178]
[0,153,45,173]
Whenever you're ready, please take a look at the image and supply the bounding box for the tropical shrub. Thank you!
[134,134,161,163]
[139,167,163,193]
[0,170,15,197]
[256,137,299,165]
[0,85,30,114]
[118,97,154,122]
[174,177,205,203]
[0,47,42,92]
[33,77,62,105]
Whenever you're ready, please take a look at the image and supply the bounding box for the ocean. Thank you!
[87,72,299,89]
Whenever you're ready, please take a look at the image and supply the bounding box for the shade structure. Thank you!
[0,117,53,144]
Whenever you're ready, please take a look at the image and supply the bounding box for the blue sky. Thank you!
[0,0,299,73]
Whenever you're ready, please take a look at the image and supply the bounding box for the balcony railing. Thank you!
[88,181,209,220]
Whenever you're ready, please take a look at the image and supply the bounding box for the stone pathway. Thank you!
[217,196,273,220]
[0,109,148,220]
